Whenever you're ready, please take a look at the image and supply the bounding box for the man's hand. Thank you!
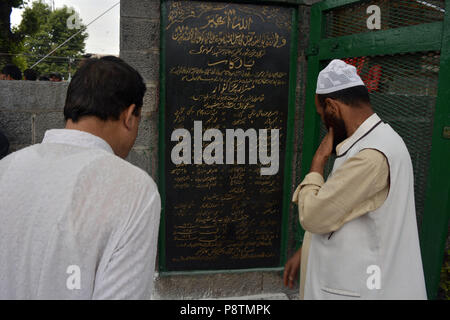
[283,248,302,289]
[310,128,334,175]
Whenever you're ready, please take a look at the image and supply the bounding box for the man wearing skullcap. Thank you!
[284,59,426,299]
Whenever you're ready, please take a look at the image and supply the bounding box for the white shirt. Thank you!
[0,129,161,299]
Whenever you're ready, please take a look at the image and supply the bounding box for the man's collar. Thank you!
[336,113,382,157]
[42,129,114,155]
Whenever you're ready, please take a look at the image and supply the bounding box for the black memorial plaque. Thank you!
[163,0,293,271]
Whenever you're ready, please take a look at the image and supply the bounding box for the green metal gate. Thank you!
[301,0,450,299]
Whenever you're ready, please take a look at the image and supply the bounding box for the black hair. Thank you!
[317,85,371,109]
[24,69,39,81]
[64,56,146,123]
[1,64,22,80]
[0,129,9,160]
[50,72,62,80]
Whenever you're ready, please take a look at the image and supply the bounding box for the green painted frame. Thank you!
[301,0,450,300]
[419,0,450,301]
[158,0,299,275]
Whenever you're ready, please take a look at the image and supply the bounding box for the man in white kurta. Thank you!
[284,60,427,299]
[0,56,161,299]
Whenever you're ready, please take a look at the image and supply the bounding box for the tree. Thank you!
[16,1,88,80]
[0,0,25,66]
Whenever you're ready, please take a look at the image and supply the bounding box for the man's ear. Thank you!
[325,98,341,116]
[123,104,138,130]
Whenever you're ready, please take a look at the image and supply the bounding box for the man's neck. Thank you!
[344,107,374,137]
[65,118,119,155]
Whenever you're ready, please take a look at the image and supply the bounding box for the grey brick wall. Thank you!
[0,81,68,152]
[0,80,158,178]
[120,0,160,180]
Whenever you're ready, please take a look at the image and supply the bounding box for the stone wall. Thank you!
[120,0,319,299]
[0,81,67,152]
[0,80,157,176]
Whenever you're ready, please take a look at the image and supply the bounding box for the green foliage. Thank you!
[0,0,26,66]
[15,0,88,80]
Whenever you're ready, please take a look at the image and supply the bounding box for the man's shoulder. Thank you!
[69,151,159,228]
[0,144,39,169]
[0,143,158,198]
[359,122,410,156]
[82,151,157,192]
[357,148,388,165]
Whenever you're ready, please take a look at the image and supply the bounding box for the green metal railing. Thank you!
[301,0,450,300]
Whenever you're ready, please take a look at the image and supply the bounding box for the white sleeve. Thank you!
[92,188,161,300]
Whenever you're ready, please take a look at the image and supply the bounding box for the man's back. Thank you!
[0,129,161,299]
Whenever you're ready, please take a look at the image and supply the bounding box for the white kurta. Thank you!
[0,129,161,299]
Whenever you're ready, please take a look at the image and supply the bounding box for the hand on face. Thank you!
[315,127,334,161]
[323,100,348,154]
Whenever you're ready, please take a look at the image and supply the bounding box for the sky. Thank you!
[11,0,120,55]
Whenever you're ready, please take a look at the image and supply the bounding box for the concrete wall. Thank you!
[0,81,67,152]
[0,80,157,176]
[120,0,319,299]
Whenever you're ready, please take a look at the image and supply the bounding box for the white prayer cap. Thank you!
[316,59,366,94]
